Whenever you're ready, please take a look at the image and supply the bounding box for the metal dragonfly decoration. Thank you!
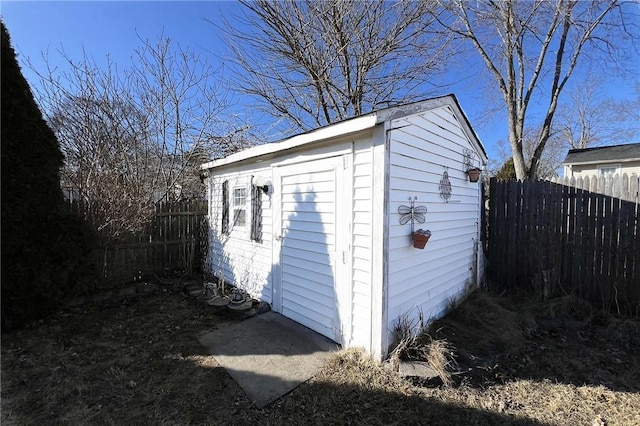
[398,197,427,227]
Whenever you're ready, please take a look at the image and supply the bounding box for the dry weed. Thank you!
[424,337,457,387]
[388,313,458,387]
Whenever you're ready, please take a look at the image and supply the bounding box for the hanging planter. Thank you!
[466,167,482,182]
[411,229,431,249]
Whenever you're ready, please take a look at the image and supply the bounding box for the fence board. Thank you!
[572,189,584,291]
[69,200,207,292]
[601,196,613,307]
[583,192,596,301]
[616,201,629,312]
[506,181,517,286]
[560,183,570,288]
[551,173,640,204]
[487,178,639,316]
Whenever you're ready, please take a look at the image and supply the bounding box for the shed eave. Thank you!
[201,114,377,170]
[201,94,489,170]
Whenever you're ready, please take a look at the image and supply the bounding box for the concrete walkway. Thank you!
[197,311,340,407]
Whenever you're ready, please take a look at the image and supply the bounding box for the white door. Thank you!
[272,156,350,344]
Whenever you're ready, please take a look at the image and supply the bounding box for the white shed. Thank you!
[201,95,488,360]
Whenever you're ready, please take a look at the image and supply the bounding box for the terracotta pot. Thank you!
[412,232,430,249]
[467,168,482,182]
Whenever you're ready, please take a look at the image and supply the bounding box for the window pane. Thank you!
[233,209,246,226]
[234,187,246,206]
[232,186,247,227]
[599,167,617,176]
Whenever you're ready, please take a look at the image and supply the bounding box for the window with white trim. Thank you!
[233,186,247,227]
[598,164,620,176]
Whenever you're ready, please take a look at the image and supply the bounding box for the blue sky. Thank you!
[1,1,233,76]
[2,1,639,163]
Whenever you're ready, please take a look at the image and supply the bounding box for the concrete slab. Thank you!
[399,361,439,379]
[196,311,340,407]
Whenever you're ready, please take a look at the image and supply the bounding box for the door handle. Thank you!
[275,235,283,241]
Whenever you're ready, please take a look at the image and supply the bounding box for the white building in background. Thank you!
[563,143,640,178]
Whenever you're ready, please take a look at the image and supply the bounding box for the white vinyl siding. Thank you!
[566,160,640,178]
[386,106,482,340]
[624,163,640,175]
[207,169,273,303]
[278,164,337,340]
[349,138,375,349]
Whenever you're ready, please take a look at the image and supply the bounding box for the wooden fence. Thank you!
[487,178,640,316]
[549,173,640,204]
[71,200,208,292]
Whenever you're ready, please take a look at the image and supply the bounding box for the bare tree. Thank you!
[220,0,452,133]
[29,35,235,239]
[554,79,639,150]
[616,84,640,126]
[434,0,637,180]
[488,78,639,179]
[490,128,566,179]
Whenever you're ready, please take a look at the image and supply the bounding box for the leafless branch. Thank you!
[26,35,244,240]
[218,0,453,134]
[435,0,637,180]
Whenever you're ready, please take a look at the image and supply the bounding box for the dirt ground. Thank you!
[2,278,639,425]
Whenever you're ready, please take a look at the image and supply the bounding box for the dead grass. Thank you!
[424,338,457,388]
[2,282,639,426]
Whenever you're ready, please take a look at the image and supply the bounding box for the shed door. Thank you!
[273,156,350,344]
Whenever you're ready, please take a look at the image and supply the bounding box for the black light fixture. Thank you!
[199,170,209,184]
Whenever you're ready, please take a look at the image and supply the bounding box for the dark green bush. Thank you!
[1,22,98,330]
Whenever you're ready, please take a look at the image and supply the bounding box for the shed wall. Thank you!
[207,165,274,303]
[386,105,483,345]
[206,133,378,350]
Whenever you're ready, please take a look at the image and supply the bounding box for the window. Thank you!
[598,164,620,177]
[233,187,247,227]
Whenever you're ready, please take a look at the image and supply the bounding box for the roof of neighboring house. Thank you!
[563,143,640,165]
[201,94,487,170]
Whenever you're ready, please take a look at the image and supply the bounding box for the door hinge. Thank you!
[343,156,348,170]
[342,251,347,264]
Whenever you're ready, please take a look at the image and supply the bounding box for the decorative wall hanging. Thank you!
[398,197,426,225]
[463,148,475,171]
[439,169,452,202]
[462,148,482,182]
[398,197,431,249]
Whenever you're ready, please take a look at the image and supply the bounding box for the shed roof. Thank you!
[563,143,640,165]
[202,94,487,170]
